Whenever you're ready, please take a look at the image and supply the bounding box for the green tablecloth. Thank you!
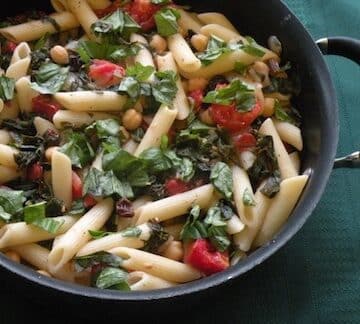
[1,0,359,323]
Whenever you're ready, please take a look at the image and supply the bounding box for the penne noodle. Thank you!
[10,42,31,65]
[168,33,202,73]
[232,165,256,226]
[289,151,301,174]
[54,91,127,112]
[53,110,116,129]
[34,117,58,136]
[156,52,190,120]
[259,118,298,180]
[108,247,202,283]
[0,216,77,249]
[51,151,72,209]
[51,0,69,12]
[87,0,111,10]
[178,9,203,34]
[0,130,10,145]
[273,119,303,151]
[197,13,238,33]
[0,144,18,168]
[0,99,3,114]
[0,12,79,43]
[200,24,244,42]
[15,76,39,112]
[0,165,22,184]
[6,43,31,81]
[226,215,245,235]
[128,271,177,291]
[52,0,110,12]
[0,100,19,121]
[136,184,214,225]
[253,175,309,247]
[48,198,114,272]
[134,105,177,156]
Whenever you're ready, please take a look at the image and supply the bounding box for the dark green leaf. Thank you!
[121,226,142,238]
[143,222,170,253]
[152,70,178,105]
[197,36,231,66]
[88,229,112,239]
[0,76,15,101]
[32,62,69,94]
[75,251,123,271]
[95,267,130,291]
[118,76,141,98]
[241,37,266,57]
[274,100,296,125]
[33,33,50,51]
[208,225,230,252]
[0,189,25,222]
[234,61,248,75]
[242,188,256,206]
[210,162,233,199]
[180,205,208,241]
[163,151,195,181]
[140,148,172,173]
[155,8,180,37]
[260,172,281,198]
[45,198,64,217]
[30,217,65,234]
[126,62,155,82]
[85,119,121,140]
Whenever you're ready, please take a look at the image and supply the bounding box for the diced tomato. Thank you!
[233,132,257,152]
[209,102,262,133]
[189,89,203,112]
[165,178,189,196]
[126,0,161,31]
[3,41,17,54]
[184,239,229,276]
[32,95,61,120]
[84,194,97,209]
[26,162,43,181]
[71,171,83,200]
[88,59,125,88]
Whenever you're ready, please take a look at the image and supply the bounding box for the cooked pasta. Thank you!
[0,1,308,292]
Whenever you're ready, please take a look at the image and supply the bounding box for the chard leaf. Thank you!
[210,162,233,200]
[155,8,180,37]
[140,147,172,173]
[95,267,130,291]
[0,75,15,101]
[205,206,230,252]
[118,76,141,98]
[260,173,281,198]
[75,251,123,272]
[152,70,178,105]
[163,151,195,182]
[0,189,25,222]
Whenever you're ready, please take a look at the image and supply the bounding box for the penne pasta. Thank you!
[0,100,19,121]
[0,144,18,168]
[0,165,22,184]
[0,130,10,145]
[51,0,69,12]
[136,184,214,225]
[108,247,202,283]
[200,24,244,43]
[273,119,303,151]
[178,9,203,34]
[156,52,190,120]
[128,271,177,291]
[15,76,39,112]
[289,151,301,174]
[54,91,127,112]
[226,215,245,235]
[197,12,239,33]
[6,43,31,81]
[34,117,58,136]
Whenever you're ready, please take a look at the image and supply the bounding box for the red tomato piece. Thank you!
[26,162,43,181]
[184,239,229,276]
[3,41,17,53]
[126,0,161,31]
[84,194,97,209]
[233,132,257,152]
[32,95,61,121]
[188,89,203,112]
[72,171,83,200]
[165,178,189,196]
[209,102,262,133]
[88,59,125,88]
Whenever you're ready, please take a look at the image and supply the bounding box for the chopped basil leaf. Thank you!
[121,226,142,238]
[126,63,155,82]
[95,267,130,291]
[242,188,256,206]
[83,168,134,199]
[33,33,50,51]
[140,148,172,173]
[180,205,208,241]
[143,222,169,253]
[118,76,141,98]
[260,172,281,198]
[59,131,95,168]
[0,75,15,101]
[30,217,64,234]
[0,189,25,222]
[155,8,180,37]
[274,100,297,125]
[197,36,231,66]
[210,162,233,200]
[75,251,123,272]
[88,229,112,239]
[241,37,266,57]
[152,70,178,105]
[203,79,256,112]
[85,119,121,145]
[31,62,69,94]
[163,150,195,181]
[234,61,248,75]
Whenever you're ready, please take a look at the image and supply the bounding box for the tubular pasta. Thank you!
[178,9,203,34]
[273,119,303,151]
[6,43,31,81]
[0,144,18,168]
[0,165,22,184]
[200,24,244,42]
[197,12,238,33]
[0,130,10,145]
[34,117,58,136]
[289,151,301,174]
[15,76,39,112]
[128,271,177,291]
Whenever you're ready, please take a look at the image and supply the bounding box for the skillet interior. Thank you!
[0,0,338,313]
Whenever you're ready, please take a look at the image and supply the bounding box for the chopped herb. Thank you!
[121,226,142,238]
[32,62,69,94]
[197,36,231,66]
[180,205,208,241]
[241,37,266,57]
[152,70,178,105]
[75,251,123,272]
[0,189,25,222]
[126,63,155,82]
[88,229,112,239]
[155,8,180,37]
[143,222,169,253]
[0,76,15,101]
[234,61,248,75]
[210,162,233,200]
[94,267,130,291]
[242,188,256,206]
[274,100,298,125]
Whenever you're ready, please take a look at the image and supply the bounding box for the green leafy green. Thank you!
[118,76,141,98]
[121,226,142,238]
[210,162,233,199]
[261,173,281,198]
[31,62,69,94]
[234,61,248,75]
[0,189,25,222]
[75,251,123,272]
[95,267,130,291]
[241,37,266,57]
[152,0,171,4]
[274,100,297,125]
[59,131,95,168]
[180,205,208,241]
[155,8,180,37]
[140,148,172,173]
[0,76,15,101]
[33,33,50,51]
[83,168,134,198]
[197,36,231,66]
[152,70,178,105]
[163,151,195,181]
[143,222,169,253]
[88,229,112,239]
[126,63,155,82]
[242,188,256,206]
[203,79,256,112]
[85,119,121,146]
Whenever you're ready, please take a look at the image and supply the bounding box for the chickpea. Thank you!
[5,251,20,263]
[50,45,69,65]
[45,146,59,161]
[191,34,209,52]
[188,77,208,92]
[37,270,52,277]
[199,109,215,126]
[162,241,184,261]
[122,109,143,131]
[263,97,276,117]
[150,34,167,54]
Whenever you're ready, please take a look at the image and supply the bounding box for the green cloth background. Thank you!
[0,0,359,323]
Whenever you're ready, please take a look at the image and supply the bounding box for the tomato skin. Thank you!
[88,59,125,88]
[189,89,203,112]
[184,239,229,276]
[233,132,257,152]
[26,162,43,181]
[3,41,17,53]
[32,95,61,120]
[84,194,97,209]
[209,102,262,133]
[127,0,161,31]
[165,178,189,196]
[71,171,83,200]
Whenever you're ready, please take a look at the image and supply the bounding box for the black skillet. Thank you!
[0,0,359,317]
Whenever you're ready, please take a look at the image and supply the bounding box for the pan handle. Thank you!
[316,37,360,169]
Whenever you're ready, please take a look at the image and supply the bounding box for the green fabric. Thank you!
[0,1,359,323]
